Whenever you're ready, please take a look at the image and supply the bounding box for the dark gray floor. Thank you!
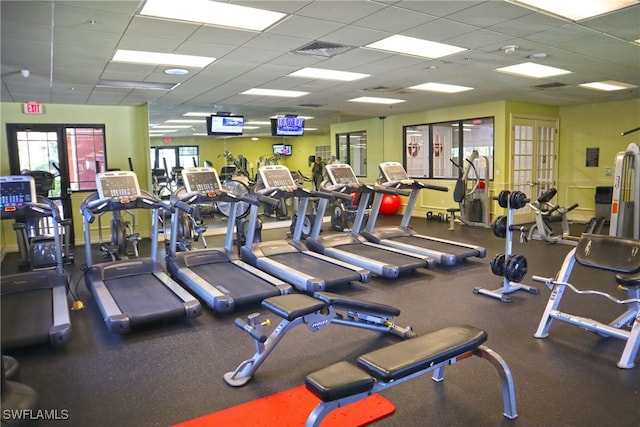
[2,216,639,427]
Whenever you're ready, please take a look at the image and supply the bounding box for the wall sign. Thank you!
[23,102,43,114]
[586,147,599,167]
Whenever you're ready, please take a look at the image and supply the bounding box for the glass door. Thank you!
[511,117,558,223]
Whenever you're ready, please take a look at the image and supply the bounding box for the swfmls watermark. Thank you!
[2,409,69,421]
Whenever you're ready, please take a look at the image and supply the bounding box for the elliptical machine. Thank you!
[14,167,73,269]
[449,150,491,229]
[527,188,583,245]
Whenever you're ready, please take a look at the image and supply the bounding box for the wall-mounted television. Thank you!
[271,116,304,136]
[273,144,292,156]
[206,115,244,135]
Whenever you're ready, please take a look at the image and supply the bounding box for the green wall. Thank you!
[2,97,638,253]
[150,133,331,181]
[0,102,150,250]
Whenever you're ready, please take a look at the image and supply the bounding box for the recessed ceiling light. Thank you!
[241,88,309,98]
[506,0,637,21]
[365,35,467,59]
[96,79,179,90]
[245,121,271,125]
[112,49,215,68]
[347,96,406,105]
[495,62,572,78]
[288,67,370,81]
[251,137,260,141]
[140,0,286,32]
[579,80,638,91]
[408,82,474,93]
[151,125,193,129]
[164,68,189,76]
[528,53,548,60]
[183,112,214,117]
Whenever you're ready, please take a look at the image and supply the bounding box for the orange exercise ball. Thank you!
[379,194,401,216]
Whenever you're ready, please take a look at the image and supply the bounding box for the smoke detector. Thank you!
[501,45,519,55]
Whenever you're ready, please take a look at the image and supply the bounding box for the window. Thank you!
[403,117,494,179]
[66,127,106,191]
[336,131,367,176]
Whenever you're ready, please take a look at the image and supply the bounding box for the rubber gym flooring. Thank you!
[2,216,639,427]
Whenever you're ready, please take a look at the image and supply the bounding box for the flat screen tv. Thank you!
[272,144,292,156]
[271,117,304,136]
[206,115,244,135]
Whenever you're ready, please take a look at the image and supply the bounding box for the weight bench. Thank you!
[534,234,640,369]
[304,325,517,426]
[224,291,415,387]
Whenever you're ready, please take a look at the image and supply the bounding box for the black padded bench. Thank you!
[534,234,640,369]
[224,292,415,387]
[304,325,517,426]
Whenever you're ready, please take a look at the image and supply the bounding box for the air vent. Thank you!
[298,103,325,108]
[362,86,403,93]
[533,82,569,89]
[294,41,354,58]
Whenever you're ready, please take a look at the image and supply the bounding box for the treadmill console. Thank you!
[325,164,359,186]
[378,162,412,185]
[182,167,222,195]
[96,171,141,201]
[258,165,296,190]
[0,175,36,217]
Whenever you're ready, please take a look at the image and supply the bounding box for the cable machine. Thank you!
[610,140,639,239]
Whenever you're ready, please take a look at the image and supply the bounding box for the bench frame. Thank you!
[534,234,640,369]
[305,342,517,426]
[224,292,415,387]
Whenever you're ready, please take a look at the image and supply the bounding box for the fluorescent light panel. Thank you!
[140,0,286,32]
[579,80,638,91]
[152,125,192,129]
[409,82,474,93]
[112,49,215,68]
[366,35,467,59]
[165,119,204,123]
[348,96,406,105]
[495,62,572,78]
[184,112,213,117]
[288,67,370,81]
[241,88,309,98]
[96,79,179,90]
[507,0,637,21]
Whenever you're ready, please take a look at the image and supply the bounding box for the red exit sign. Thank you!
[23,102,43,114]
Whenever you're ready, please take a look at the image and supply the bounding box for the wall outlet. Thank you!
[603,168,613,176]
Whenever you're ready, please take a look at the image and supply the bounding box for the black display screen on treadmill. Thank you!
[262,169,295,188]
[0,180,34,209]
[328,166,358,185]
[184,171,221,193]
[98,175,140,199]
[381,164,408,182]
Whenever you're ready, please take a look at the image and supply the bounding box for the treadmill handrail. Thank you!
[379,180,447,193]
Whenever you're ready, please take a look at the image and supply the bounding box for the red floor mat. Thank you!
[173,384,395,427]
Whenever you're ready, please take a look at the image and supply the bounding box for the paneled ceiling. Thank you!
[2,1,639,137]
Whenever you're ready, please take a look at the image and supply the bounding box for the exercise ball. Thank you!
[379,194,401,216]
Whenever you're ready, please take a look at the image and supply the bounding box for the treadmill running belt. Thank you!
[188,263,280,305]
[334,244,424,271]
[390,236,479,260]
[1,289,53,349]
[268,252,361,287]
[105,275,185,326]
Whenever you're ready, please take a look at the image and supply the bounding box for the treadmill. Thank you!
[166,167,292,312]
[0,175,71,349]
[240,165,370,292]
[80,171,201,334]
[305,164,434,278]
[360,162,486,266]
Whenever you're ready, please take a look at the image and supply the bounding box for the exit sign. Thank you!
[23,102,43,114]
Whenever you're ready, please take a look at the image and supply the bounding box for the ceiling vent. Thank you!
[533,82,569,89]
[294,41,354,58]
[297,103,325,108]
[362,86,404,93]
